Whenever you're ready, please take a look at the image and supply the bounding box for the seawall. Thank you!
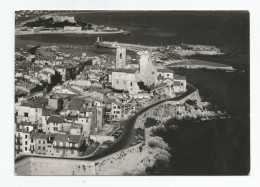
[15,143,146,175]
[15,83,200,175]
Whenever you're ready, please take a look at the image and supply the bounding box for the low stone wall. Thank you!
[15,157,96,176]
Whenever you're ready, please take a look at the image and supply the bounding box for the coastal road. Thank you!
[15,84,197,163]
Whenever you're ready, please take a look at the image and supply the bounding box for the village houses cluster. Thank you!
[15,44,187,158]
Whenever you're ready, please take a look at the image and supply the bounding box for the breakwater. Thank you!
[167,59,235,71]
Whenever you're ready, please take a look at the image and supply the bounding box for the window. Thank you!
[25,135,28,139]
[39,140,41,144]
[31,139,33,143]
[181,83,183,86]
[43,147,45,150]
[38,146,41,150]
[54,127,58,131]
[120,53,122,59]
[24,112,28,117]
[130,82,133,86]
[117,80,119,84]
[167,74,169,76]
[26,127,29,132]
[43,141,45,144]
[25,147,27,151]
[25,141,27,145]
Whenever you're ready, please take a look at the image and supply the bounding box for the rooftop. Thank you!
[54,134,81,143]
[112,68,138,74]
[42,108,54,116]
[47,115,64,123]
[20,102,43,108]
[31,132,48,140]
[174,74,186,80]
[68,98,84,111]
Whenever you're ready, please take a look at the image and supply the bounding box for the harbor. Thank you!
[13,10,249,176]
[95,38,235,71]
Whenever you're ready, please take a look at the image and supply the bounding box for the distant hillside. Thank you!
[24,16,92,29]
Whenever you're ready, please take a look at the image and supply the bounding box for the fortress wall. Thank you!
[15,157,96,176]
[15,86,200,176]
[15,144,146,175]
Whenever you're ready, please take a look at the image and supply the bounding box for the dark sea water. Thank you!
[15,11,250,175]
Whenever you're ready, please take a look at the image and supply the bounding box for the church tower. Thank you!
[116,47,126,69]
[137,50,157,86]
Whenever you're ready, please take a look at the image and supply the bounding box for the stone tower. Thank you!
[92,106,103,132]
[137,50,157,86]
[116,47,126,69]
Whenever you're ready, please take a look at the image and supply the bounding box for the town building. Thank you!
[111,50,160,95]
[15,122,37,155]
[30,132,48,155]
[173,74,187,93]
[15,102,43,123]
[46,115,65,134]
[111,101,125,121]
[52,134,84,157]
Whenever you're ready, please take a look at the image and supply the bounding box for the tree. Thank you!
[137,81,152,92]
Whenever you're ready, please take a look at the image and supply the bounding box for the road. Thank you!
[15,84,197,163]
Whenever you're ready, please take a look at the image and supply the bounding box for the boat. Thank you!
[94,37,161,51]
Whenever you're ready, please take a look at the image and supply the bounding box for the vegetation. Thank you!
[144,118,159,128]
[24,17,93,29]
[137,81,152,92]
[148,136,170,151]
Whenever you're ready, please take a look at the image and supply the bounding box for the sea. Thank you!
[15,11,250,175]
